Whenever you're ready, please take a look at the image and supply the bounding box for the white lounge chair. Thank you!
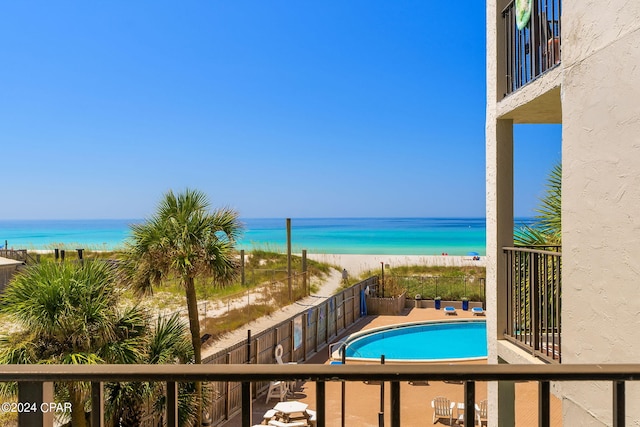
[472,307,485,316]
[431,396,455,424]
[444,306,457,315]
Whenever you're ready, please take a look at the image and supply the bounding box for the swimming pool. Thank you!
[336,320,487,363]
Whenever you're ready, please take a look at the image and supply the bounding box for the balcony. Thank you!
[502,0,562,95]
[504,246,561,363]
[4,363,637,427]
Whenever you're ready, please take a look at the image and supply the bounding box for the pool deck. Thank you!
[221,307,562,426]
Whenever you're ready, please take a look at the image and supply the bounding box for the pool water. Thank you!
[343,320,487,362]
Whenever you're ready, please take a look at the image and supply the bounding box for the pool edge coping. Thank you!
[330,318,487,363]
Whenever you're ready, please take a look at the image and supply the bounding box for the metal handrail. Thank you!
[3,363,636,427]
[504,246,562,363]
[502,0,562,95]
[503,246,562,256]
[2,362,640,382]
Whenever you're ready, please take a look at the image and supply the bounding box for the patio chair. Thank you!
[477,399,488,426]
[472,307,485,316]
[454,404,479,426]
[431,396,455,424]
[265,380,289,403]
[444,306,457,315]
[275,344,298,392]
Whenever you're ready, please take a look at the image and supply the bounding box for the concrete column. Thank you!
[486,117,514,427]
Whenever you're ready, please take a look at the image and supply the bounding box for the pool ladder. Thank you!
[328,340,365,361]
[328,339,347,361]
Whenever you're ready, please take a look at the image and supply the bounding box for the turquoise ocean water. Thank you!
[0,218,495,255]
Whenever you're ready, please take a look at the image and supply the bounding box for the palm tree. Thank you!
[106,313,196,427]
[515,162,562,246]
[0,261,148,427]
[122,188,242,424]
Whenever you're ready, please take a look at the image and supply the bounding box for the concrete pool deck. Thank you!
[221,307,562,426]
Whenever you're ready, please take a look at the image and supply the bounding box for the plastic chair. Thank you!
[431,396,455,424]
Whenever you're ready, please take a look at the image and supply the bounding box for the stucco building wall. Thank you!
[487,0,640,425]
[561,1,640,423]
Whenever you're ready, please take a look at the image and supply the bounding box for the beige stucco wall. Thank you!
[488,0,640,425]
[561,0,640,423]
[486,1,515,425]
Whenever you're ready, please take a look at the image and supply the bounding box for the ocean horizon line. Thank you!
[1,216,493,221]
[0,217,534,255]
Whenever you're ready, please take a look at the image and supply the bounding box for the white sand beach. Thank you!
[305,253,485,275]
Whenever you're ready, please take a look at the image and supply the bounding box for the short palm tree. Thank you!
[122,188,242,424]
[0,261,148,427]
[106,313,196,427]
[515,162,562,246]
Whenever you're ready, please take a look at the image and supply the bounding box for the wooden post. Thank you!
[315,307,320,353]
[302,249,308,295]
[225,353,231,420]
[241,249,245,286]
[247,330,252,364]
[287,218,292,301]
[303,312,307,362]
[380,262,384,297]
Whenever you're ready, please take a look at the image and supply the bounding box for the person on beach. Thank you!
[342,268,349,283]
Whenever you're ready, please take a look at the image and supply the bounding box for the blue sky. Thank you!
[1,1,560,220]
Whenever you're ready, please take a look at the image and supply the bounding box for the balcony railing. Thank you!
[504,246,561,363]
[3,363,637,427]
[502,0,562,95]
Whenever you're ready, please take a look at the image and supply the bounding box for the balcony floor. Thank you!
[222,307,562,426]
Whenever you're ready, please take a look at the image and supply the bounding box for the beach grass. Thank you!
[1,249,334,343]
[19,242,125,252]
[201,304,276,341]
[356,265,486,301]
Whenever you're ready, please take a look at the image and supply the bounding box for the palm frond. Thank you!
[148,313,193,364]
[515,162,561,246]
